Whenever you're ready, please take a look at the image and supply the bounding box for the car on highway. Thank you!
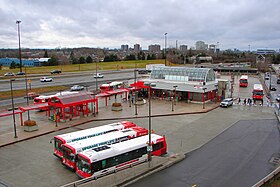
[4,72,15,77]
[93,73,104,78]
[277,78,280,84]
[270,85,277,91]
[23,92,40,99]
[50,70,62,74]
[220,98,233,108]
[40,77,53,82]
[276,94,280,102]
[16,72,26,76]
[70,85,84,91]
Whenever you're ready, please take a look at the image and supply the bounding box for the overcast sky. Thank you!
[0,0,279,51]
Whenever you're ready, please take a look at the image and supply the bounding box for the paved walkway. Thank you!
[0,98,219,148]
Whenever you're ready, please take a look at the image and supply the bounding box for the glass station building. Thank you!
[143,66,218,102]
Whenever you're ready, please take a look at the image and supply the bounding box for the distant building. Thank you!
[0,58,49,67]
[121,44,129,51]
[148,44,161,53]
[179,45,188,53]
[256,49,276,55]
[134,44,140,53]
[196,41,208,50]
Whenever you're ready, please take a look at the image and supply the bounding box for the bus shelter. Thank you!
[48,92,97,122]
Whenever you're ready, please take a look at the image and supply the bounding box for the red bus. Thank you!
[239,75,248,87]
[61,127,148,170]
[99,81,123,92]
[76,134,167,178]
[53,121,136,159]
[252,84,264,101]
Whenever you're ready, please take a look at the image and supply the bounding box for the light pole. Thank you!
[269,71,272,91]
[10,79,18,138]
[16,20,22,73]
[164,33,167,66]
[144,82,156,167]
[202,87,207,109]
[24,67,30,120]
[215,84,218,104]
[95,60,98,92]
[172,85,177,111]
[134,69,138,116]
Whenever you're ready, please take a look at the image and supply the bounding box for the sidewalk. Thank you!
[0,99,219,148]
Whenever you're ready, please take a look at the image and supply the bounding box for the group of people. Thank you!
[237,97,264,106]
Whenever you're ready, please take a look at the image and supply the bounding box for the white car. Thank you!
[70,85,84,91]
[40,77,53,82]
[93,73,104,78]
[220,98,233,107]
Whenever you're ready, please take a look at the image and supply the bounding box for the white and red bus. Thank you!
[252,84,264,101]
[100,81,123,92]
[53,121,136,159]
[34,91,78,104]
[61,126,148,170]
[76,134,167,179]
[239,75,248,87]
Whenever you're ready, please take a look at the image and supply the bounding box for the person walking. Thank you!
[244,98,247,105]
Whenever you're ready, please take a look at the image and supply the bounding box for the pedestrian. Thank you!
[248,98,252,106]
[132,95,134,104]
[244,98,247,105]
[238,98,241,104]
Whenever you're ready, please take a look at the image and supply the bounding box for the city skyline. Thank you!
[0,0,279,51]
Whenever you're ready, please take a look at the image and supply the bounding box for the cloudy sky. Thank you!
[0,0,279,51]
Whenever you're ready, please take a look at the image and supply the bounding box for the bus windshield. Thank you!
[240,79,248,83]
[62,147,75,162]
[54,138,63,151]
[253,91,263,96]
[77,157,92,174]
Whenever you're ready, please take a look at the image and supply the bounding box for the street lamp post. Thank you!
[215,84,218,104]
[269,71,272,91]
[164,33,167,66]
[144,82,156,167]
[16,20,22,73]
[202,87,207,109]
[95,60,98,92]
[24,67,30,120]
[134,69,138,116]
[10,79,18,138]
[172,85,177,111]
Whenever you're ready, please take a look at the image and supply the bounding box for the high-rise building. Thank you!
[121,44,129,51]
[195,41,208,50]
[148,44,161,53]
[179,45,188,53]
[134,44,140,53]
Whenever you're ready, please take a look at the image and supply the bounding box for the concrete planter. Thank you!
[112,103,122,111]
[24,125,38,132]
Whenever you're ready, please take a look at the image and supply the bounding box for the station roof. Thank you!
[48,92,96,107]
[150,66,215,83]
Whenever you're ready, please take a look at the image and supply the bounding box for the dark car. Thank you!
[270,85,277,91]
[16,72,26,76]
[50,70,62,74]
[277,78,280,84]
[276,94,280,102]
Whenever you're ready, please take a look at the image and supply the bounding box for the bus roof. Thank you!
[55,121,136,143]
[253,84,263,90]
[240,75,248,79]
[63,128,142,152]
[80,134,164,162]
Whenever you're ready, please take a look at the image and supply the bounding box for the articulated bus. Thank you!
[76,134,167,179]
[61,127,148,170]
[99,81,123,92]
[34,91,78,105]
[252,84,264,101]
[53,121,136,159]
[239,75,248,87]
